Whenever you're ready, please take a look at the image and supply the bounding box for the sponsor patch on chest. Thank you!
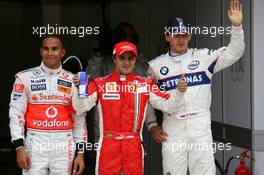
[31,84,46,91]
[57,79,72,88]
[57,85,72,94]
[30,78,46,83]
[102,93,120,100]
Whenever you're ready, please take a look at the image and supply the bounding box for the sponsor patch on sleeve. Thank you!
[14,84,24,93]
[12,93,22,100]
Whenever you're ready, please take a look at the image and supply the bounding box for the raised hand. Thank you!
[227,0,243,27]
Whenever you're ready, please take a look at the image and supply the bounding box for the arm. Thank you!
[149,86,185,114]
[144,66,160,130]
[72,113,87,152]
[145,104,169,143]
[9,75,31,169]
[148,74,186,114]
[144,104,158,130]
[72,81,98,115]
[210,0,245,73]
[9,76,27,148]
[72,112,86,175]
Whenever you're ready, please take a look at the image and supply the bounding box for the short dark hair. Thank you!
[41,34,64,48]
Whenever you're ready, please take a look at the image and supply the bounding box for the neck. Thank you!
[114,68,133,75]
[169,49,187,56]
[43,63,60,70]
[41,61,61,75]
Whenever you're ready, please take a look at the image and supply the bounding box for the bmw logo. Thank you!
[160,66,169,75]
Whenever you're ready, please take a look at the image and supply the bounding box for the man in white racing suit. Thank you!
[9,35,87,175]
[145,0,245,174]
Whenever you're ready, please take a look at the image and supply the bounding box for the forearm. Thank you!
[149,89,184,115]
[73,113,87,153]
[144,104,158,130]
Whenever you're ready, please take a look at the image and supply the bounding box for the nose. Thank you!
[179,35,185,41]
[47,49,53,55]
[123,58,130,64]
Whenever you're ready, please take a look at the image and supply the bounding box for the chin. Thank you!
[120,70,131,75]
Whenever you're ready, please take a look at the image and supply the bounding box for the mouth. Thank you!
[122,65,131,69]
[177,43,185,46]
[46,57,56,60]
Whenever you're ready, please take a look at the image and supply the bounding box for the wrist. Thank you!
[147,121,158,130]
[16,146,25,153]
[75,142,85,153]
[13,139,25,149]
[76,152,85,157]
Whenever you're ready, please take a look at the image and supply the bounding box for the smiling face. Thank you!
[40,36,65,69]
[114,51,136,75]
[165,33,191,54]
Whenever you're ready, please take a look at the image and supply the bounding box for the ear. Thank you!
[112,56,116,63]
[61,48,66,57]
[187,34,192,42]
[164,35,171,42]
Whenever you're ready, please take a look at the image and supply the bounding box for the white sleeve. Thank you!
[9,76,27,147]
[72,112,87,144]
[144,65,159,130]
[149,88,185,115]
[209,25,245,73]
[72,82,98,115]
[144,103,158,130]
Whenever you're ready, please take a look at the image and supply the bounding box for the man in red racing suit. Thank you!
[73,41,187,175]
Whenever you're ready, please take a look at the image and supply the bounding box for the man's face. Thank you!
[165,34,191,54]
[40,37,65,69]
[114,52,136,75]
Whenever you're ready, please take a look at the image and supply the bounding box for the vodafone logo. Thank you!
[45,106,58,118]
[14,84,24,93]
[62,72,69,78]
